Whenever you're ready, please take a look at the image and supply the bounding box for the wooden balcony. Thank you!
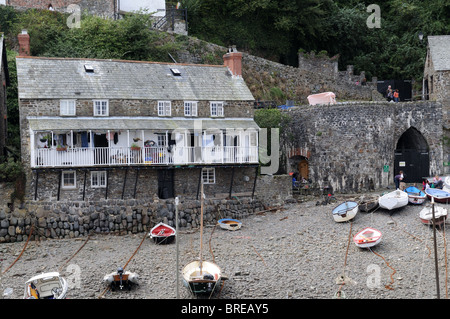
[33,145,259,168]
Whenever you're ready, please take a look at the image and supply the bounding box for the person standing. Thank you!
[386,85,393,102]
[394,171,404,189]
[393,89,399,102]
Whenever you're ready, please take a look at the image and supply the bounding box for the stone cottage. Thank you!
[0,33,10,159]
[423,35,450,170]
[423,35,450,113]
[16,34,260,202]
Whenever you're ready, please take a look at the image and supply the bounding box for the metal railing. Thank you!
[33,145,258,168]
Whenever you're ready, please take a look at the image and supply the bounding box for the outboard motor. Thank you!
[117,267,124,290]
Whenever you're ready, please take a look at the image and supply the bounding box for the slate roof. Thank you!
[16,56,255,101]
[428,35,450,71]
[27,116,260,131]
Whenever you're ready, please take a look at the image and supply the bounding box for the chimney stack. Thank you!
[223,45,242,77]
[18,30,30,56]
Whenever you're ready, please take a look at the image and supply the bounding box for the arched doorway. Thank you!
[394,127,429,183]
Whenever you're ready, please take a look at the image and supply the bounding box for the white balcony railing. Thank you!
[33,146,259,168]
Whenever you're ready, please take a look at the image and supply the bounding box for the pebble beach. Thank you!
[1,191,449,300]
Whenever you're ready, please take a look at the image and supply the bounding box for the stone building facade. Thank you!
[423,35,450,172]
[282,100,443,193]
[15,32,260,204]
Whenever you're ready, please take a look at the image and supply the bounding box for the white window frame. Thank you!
[210,101,224,117]
[202,167,215,184]
[61,171,76,189]
[91,171,107,188]
[184,101,198,117]
[93,100,109,116]
[158,101,172,116]
[60,99,76,116]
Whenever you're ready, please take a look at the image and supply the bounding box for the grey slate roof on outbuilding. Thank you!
[428,35,450,71]
[16,56,255,101]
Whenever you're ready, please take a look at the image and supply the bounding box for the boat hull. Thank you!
[419,205,448,226]
[24,272,68,299]
[405,186,427,205]
[182,260,222,296]
[332,201,358,222]
[149,222,176,244]
[379,190,408,210]
[353,227,382,248]
[218,218,242,231]
[425,188,450,204]
[359,197,379,212]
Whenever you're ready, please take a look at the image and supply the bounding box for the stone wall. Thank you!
[30,167,258,202]
[174,38,383,104]
[7,0,116,18]
[0,196,266,243]
[282,101,443,193]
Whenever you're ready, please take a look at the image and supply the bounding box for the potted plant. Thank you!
[56,144,67,151]
[131,143,141,151]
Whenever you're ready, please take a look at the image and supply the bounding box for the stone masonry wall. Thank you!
[7,0,116,18]
[0,196,266,243]
[174,38,383,104]
[282,101,443,193]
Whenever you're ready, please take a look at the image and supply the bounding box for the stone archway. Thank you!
[394,127,429,183]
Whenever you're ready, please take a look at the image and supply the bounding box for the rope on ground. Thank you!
[334,221,353,299]
[369,247,396,290]
[2,225,34,275]
[97,228,151,299]
[389,215,432,258]
[58,234,91,273]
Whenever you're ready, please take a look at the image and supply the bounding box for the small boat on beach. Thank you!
[425,188,450,204]
[358,195,379,212]
[331,201,358,222]
[182,260,223,296]
[218,218,242,231]
[24,272,68,299]
[103,267,139,291]
[182,182,224,296]
[149,222,176,244]
[353,227,382,248]
[419,204,448,226]
[378,190,408,210]
[405,186,427,205]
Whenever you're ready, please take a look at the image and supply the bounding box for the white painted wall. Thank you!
[119,0,166,16]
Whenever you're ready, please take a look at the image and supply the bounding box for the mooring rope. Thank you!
[368,247,396,290]
[2,225,34,275]
[97,228,151,299]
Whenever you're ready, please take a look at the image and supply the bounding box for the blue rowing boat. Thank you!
[405,186,426,204]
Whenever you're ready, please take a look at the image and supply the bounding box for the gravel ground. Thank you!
[1,191,449,300]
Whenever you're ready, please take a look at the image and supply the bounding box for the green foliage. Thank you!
[0,157,24,182]
[6,49,20,151]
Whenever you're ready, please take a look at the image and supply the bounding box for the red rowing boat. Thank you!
[149,222,176,244]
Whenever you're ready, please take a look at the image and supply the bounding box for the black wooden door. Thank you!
[394,149,429,183]
[158,169,174,199]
